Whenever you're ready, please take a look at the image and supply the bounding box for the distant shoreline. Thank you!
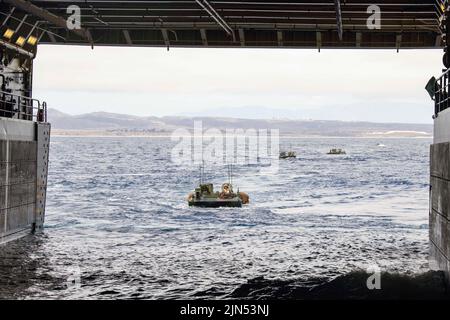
[48,109,433,139]
[50,130,433,139]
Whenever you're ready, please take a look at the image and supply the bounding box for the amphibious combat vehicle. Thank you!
[187,183,249,208]
[279,151,297,159]
[327,148,346,155]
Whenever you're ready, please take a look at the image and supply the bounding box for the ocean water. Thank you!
[0,137,435,299]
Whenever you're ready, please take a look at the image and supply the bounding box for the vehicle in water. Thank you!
[279,151,297,159]
[327,148,346,155]
[187,183,249,207]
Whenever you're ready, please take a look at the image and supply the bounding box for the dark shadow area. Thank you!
[0,235,66,299]
[229,271,450,300]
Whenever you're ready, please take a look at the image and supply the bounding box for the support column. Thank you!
[34,122,50,232]
[430,2,450,285]
[430,137,450,283]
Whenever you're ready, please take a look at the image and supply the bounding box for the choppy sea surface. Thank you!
[0,136,440,299]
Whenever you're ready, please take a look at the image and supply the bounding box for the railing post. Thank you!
[43,101,47,122]
[435,81,439,116]
[445,73,448,113]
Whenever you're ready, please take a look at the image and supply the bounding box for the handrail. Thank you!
[0,90,47,122]
[434,68,450,117]
[437,68,450,81]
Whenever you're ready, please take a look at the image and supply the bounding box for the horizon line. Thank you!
[48,107,433,126]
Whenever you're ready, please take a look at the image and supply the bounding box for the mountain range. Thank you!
[48,108,433,137]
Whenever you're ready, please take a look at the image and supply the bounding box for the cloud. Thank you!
[33,45,442,123]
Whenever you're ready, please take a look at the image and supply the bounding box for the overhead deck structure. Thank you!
[2,0,450,286]
[0,0,442,50]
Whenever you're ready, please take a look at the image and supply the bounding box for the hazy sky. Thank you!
[33,45,443,123]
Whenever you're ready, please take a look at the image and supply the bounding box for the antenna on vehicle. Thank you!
[200,128,204,185]
[200,160,205,185]
[231,164,233,186]
[227,164,233,186]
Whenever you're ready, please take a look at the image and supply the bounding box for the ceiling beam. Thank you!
[161,28,170,47]
[195,0,233,36]
[334,0,343,41]
[238,28,245,46]
[15,14,29,33]
[277,30,283,46]
[1,7,16,27]
[122,30,132,45]
[200,28,208,46]
[436,34,442,47]
[47,31,57,43]
[396,34,402,52]
[316,31,322,52]
[356,32,362,47]
[3,0,92,44]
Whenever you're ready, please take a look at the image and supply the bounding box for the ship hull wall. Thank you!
[430,108,450,284]
[0,118,50,245]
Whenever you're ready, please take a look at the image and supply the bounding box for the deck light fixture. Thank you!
[15,36,25,47]
[27,35,38,46]
[3,29,14,39]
